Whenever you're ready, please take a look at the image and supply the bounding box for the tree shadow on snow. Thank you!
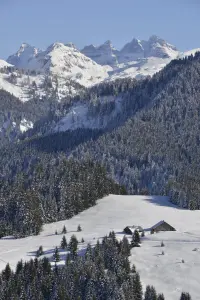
[142,196,184,210]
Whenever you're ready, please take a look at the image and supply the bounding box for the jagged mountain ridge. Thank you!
[81,35,179,66]
[8,42,110,86]
[4,35,180,101]
[7,43,41,69]
[0,35,199,105]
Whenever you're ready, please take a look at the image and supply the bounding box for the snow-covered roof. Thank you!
[125,225,143,231]
[151,220,175,229]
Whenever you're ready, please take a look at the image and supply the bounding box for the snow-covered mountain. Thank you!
[0,60,84,102]
[81,40,119,67]
[81,35,181,82]
[0,43,111,101]
[142,35,178,59]
[0,35,198,103]
[82,35,179,66]
[7,43,41,69]
[7,42,110,87]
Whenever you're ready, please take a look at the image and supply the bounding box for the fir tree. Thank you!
[60,235,67,249]
[180,292,192,300]
[36,245,44,257]
[132,272,143,300]
[16,260,23,275]
[85,243,93,260]
[62,225,67,234]
[131,230,140,247]
[77,224,82,232]
[68,234,78,257]
[158,294,165,300]
[144,285,157,300]
[131,264,136,274]
[53,247,60,262]
[121,235,131,256]
[161,241,165,247]
[2,263,11,281]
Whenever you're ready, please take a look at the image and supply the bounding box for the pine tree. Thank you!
[180,292,192,300]
[60,235,67,249]
[144,285,157,300]
[161,241,165,247]
[121,235,131,256]
[62,225,67,234]
[2,263,11,281]
[53,247,60,262]
[85,243,93,260]
[131,264,136,274]
[131,230,140,247]
[36,245,44,257]
[81,237,84,243]
[16,260,23,275]
[77,224,82,232]
[65,253,71,266]
[132,272,143,300]
[68,234,78,257]
[158,294,165,300]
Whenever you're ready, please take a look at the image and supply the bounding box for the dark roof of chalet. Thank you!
[151,220,175,230]
[124,226,144,232]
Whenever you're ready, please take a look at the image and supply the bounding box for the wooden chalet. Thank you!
[150,220,176,233]
[124,225,144,235]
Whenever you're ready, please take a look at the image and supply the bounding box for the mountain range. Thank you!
[0,35,198,104]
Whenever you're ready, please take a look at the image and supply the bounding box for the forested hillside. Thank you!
[68,53,200,209]
[0,142,125,237]
[0,233,166,300]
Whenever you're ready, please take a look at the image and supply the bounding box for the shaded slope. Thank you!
[69,53,200,208]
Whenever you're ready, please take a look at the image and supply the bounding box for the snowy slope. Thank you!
[53,96,122,132]
[7,42,110,87]
[179,48,200,58]
[108,56,174,81]
[0,195,200,299]
[0,63,86,102]
[0,43,110,101]
[0,60,12,69]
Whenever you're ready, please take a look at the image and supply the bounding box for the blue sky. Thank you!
[0,0,199,59]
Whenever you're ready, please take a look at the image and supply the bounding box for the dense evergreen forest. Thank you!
[68,53,200,209]
[0,232,190,300]
[0,142,125,237]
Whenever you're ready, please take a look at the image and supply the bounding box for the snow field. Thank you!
[0,195,200,299]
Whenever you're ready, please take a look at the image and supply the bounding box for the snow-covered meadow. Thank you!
[0,195,200,299]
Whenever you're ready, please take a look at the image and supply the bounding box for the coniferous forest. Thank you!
[0,232,191,300]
